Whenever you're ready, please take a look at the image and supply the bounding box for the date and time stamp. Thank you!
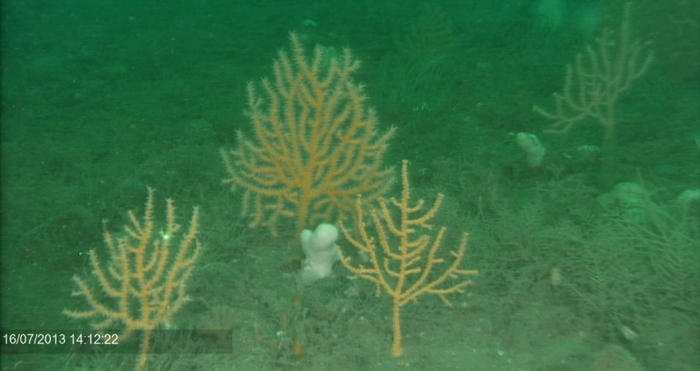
[4,332,119,346]
[1,330,232,354]
[1,332,122,354]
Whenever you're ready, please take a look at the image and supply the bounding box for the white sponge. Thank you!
[300,223,340,284]
[516,132,546,167]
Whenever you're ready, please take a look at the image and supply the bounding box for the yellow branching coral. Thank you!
[533,2,652,190]
[338,160,478,356]
[63,187,201,371]
[220,32,395,237]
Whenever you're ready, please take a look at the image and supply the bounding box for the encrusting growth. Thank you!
[338,160,478,356]
[63,187,201,371]
[220,32,394,237]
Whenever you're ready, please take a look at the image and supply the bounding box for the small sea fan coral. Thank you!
[397,5,456,59]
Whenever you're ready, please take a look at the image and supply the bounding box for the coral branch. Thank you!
[63,188,201,371]
[220,32,394,237]
[338,160,478,356]
[533,2,653,190]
